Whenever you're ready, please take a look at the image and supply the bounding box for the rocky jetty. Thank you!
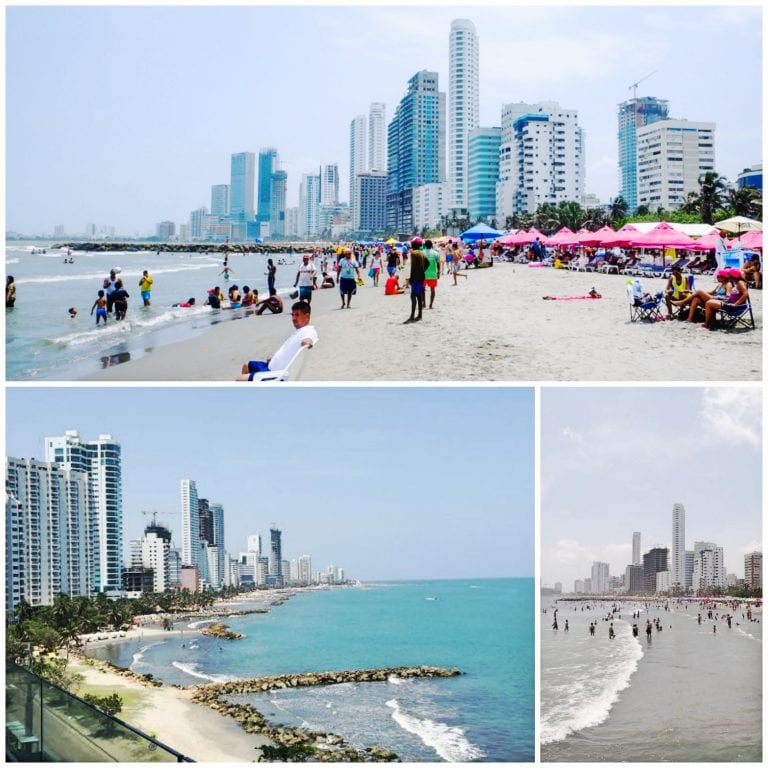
[55,242,333,255]
[200,622,243,640]
[191,665,462,762]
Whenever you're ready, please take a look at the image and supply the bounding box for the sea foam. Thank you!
[540,625,644,744]
[171,660,240,683]
[386,698,484,762]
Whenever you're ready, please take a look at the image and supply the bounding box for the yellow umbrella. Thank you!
[385,237,398,246]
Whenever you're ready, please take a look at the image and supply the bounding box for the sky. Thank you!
[5,3,762,237]
[5,386,535,581]
[540,386,763,590]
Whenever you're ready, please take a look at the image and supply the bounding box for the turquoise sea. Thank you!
[88,579,534,762]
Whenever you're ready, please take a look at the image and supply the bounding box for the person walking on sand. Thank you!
[423,239,441,309]
[294,254,317,304]
[338,250,361,309]
[139,270,154,306]
[452,243,468,285]
[404,237,429,324]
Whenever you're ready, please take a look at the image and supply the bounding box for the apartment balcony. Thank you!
[5,661,191,763]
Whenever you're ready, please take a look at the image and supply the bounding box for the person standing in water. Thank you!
[139,270,154,306]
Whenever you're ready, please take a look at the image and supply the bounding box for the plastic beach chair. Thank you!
[248,340,317,382]
[626,280,663,322]
[715,300,755,331]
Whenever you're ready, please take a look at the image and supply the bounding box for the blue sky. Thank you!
[5,386,535,581]
[5,4,762,236]
[540,386,763,589]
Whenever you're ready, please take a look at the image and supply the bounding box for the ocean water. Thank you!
[540,597,762,762]
[87,579,534,762]
[5,242,303,380]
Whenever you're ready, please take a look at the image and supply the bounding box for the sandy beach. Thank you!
[67,652,273,762]
[83,263,762,382]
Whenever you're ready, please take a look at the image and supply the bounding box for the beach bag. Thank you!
[289,290,299,299]
[368,268,375,277]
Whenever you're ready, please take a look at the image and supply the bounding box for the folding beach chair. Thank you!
[668,275,695,321]
[626,280,663,322]
[715,300,756,331]
[248,340,317,382]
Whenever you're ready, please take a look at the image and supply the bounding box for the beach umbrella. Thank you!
[582,225,616,246]
[385,237,398,246]
[599,223,639,248]
[495,230,520,246]
[713,215,763,236]
[542,227,579,246]
[734,230,763,250]
[460,223,504,242]
[628,221,699,268]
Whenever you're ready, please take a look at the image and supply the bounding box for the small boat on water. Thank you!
[425,596,439,602]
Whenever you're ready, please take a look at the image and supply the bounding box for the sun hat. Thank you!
[727,267,743,279]
[410,237,424,248]
[715,269,729,278]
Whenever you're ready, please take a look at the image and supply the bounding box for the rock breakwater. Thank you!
[192,665,462,762]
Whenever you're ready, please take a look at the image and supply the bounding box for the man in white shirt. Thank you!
[293,254,317,304]
[237,300,318,380]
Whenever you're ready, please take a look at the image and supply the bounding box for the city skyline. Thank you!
[6,387,535,582]
[541,387,762,589]
[6,4,761,235]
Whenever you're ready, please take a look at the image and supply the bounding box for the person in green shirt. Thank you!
[423,239,441,309]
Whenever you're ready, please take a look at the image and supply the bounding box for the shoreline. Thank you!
[82,263,762,382]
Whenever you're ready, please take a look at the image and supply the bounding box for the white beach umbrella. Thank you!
[713,215,763,235]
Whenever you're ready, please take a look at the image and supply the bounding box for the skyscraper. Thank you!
[467,126,500,219]
[591,561,609,595]
[617,96,669,212]
[270,170,288,238]
[299,173,321,237]
[448,19,480,211]
[387,70,446,233]
[258,147,279,224]
[744,551,762,589]
[632,531,641,566]
[269,528,283,586]
[496,102,584,220]
[368,102,387,172]
[211,184,230,217]
[320,164,340,207]
[692,541,726,592]
[349,115,367,232]
[671,503,686,590]
[181,479,201,570]
[229,152,255,221]
[643,547,669,593]
[7,457,91,610]
[45,430,122,594]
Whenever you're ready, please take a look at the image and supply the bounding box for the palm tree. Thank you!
[727,186,762,219]
[696,171,728,224]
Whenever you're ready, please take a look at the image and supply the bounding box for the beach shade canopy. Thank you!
[688,232,726,250]
[385,237,399,245]
[460,223,504,242]
[734,230,763,250]
[599,223,639,248]
[713,215,763,235]
[582,225,616,246]
[496,228,540,246]
[628,221,698,250]
[495,230,520,245]
[543,226,579,246]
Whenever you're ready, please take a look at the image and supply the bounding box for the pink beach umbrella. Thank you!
[543,226,579,246]
[735,230,763,250]
[577,225,615,247]
[495,230,520,246]
[628,221,698,250]
[600,223,639,248]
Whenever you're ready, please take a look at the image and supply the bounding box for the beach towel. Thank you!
[542,295,602,301]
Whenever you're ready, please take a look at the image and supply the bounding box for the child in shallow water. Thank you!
[90,290,107,325]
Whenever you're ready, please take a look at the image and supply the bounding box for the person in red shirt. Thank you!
[384,274,404,295]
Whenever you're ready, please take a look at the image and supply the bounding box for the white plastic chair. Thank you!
[248,340,317,382]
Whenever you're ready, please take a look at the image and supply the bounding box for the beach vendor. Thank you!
[338,250,361,309]
[237,300,318,380]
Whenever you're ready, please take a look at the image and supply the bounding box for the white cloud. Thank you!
[700,387,762,448]
[552,538,594,567]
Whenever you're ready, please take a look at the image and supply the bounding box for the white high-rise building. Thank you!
[368,102,387,172]
[299,173,321,237]
[692,541,726,592]
[140,528,171,593]
[671,503,686,589]
[349,115,368,231]
[448,19,480,211]
[591,561,610,595]
[181,480,201,570]
[247,534,261,555]
[320,164,340,207]
[496,101,584,220]
[636,119,716,212]
[744,551,762,588]
[6,457,91,610]
[632,531,641,566]
[45,430,122,594]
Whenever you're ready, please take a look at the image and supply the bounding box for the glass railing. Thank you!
[5,661,192,762]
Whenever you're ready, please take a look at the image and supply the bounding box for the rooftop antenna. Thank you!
[629,70,657,100]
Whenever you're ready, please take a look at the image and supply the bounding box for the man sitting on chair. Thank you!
[237,300,317,380]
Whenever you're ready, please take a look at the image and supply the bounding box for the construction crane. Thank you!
[141,510,176,528]
[629,70,657,100]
